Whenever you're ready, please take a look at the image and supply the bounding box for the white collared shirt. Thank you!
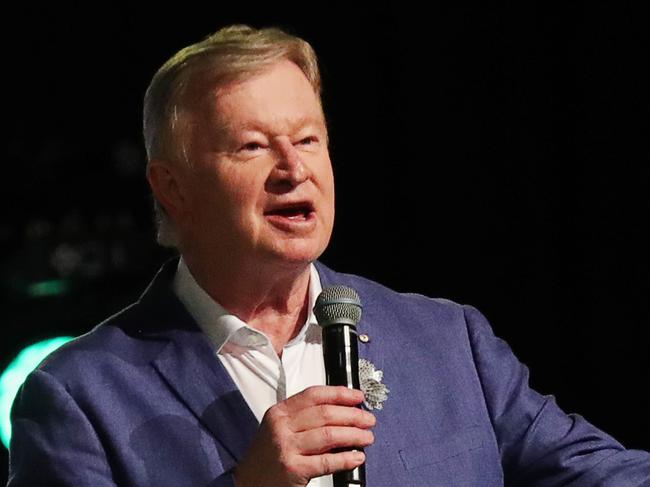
[173,258,332,487]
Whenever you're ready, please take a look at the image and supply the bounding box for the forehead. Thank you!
[207,60,325,134]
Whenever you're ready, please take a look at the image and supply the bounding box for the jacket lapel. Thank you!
[138,260,258,468]
[151,330,258,467]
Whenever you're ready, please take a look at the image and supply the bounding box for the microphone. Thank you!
[314,285,365,487]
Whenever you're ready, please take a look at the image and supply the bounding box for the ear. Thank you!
[146,159,187,219]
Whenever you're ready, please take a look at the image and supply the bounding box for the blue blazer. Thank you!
[8,260,650,486]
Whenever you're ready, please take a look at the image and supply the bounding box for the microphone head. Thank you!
[314,285,363,327]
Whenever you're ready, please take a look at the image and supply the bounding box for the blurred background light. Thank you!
[26,280,70,298]
[0,336,74,449]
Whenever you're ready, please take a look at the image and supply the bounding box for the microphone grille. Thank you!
[314,285,363,327]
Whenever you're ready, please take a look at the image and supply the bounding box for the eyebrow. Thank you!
[225,114,326,135]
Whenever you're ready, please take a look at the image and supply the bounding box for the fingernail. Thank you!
[353,451,365,462]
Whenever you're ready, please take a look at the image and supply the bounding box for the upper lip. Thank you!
[264,199,315,215]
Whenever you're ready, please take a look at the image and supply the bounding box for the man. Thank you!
[7,25,650,486]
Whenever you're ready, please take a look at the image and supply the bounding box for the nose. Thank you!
[267,137,310,192]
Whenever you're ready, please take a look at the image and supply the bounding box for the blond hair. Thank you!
[143,24,322,246]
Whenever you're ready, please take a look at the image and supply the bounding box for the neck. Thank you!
[182,253,313,355]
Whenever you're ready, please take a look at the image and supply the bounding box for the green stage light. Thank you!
[0,336,74,449]
[27,279,70,298]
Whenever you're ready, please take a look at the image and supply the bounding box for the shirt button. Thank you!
[358,333,370,343]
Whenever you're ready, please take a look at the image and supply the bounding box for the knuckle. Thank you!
[321,426,335,445]
[305,385,321,396]
[319,404,333,423]
[334,386,348,400]
[319,454,333,474]
[263,404,282,422]
[283,457,300,476]
[336,386,361,403]
[263,413,291,439]
[279,453,302,477]
[304,385,322,402]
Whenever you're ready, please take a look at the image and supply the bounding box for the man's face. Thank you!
[175,60,335,269]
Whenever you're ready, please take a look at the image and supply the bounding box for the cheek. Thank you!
[229,171,266,205]
[213,170,269,224]
[311,151,334,186]
[197,164,258,202]
[320,163,336,206]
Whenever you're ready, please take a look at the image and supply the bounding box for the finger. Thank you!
[291,404,376,432]
[283,386,365,414]
[297,426,374,455]
[300,450,366,479]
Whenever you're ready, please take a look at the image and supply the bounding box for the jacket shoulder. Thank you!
[35,299,169,387]
[315,261,472,332]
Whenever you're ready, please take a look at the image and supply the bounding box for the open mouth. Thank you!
[264,202,315,221]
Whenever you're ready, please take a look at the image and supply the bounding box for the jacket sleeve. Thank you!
[463,305,650,486]
[7,369,118,486]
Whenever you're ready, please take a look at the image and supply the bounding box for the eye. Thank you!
[296,136,318,146]
[240,142,265,152]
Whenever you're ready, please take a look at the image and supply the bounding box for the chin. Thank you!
[264,241,326,268]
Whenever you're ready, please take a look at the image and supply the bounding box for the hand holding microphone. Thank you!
[234,286,374,487]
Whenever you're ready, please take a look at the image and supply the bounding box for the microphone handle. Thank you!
[322,324,365,487]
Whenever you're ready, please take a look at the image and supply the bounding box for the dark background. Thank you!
[2,3,649,482]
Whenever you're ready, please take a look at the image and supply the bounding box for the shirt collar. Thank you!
[173,258,322,353]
